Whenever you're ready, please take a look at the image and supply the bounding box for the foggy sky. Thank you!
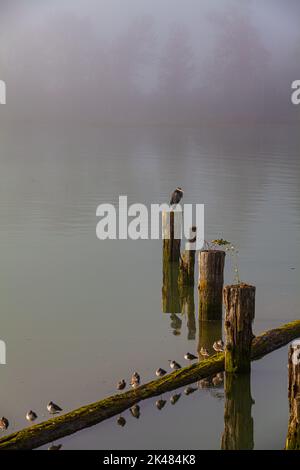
[0,0,299,124]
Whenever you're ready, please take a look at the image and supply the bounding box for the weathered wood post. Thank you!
[221,373,254,450]
[224,284,256,374]
[162,210,181,263]
[178,227,196,287]
[198,250,226,321]
[286,341,300,450]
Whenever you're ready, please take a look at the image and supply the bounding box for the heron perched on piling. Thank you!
[170,187,184,206]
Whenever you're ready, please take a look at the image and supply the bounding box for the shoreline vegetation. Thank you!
[0,320,299,450]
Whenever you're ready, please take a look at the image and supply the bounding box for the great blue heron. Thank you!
[170,187,184,206]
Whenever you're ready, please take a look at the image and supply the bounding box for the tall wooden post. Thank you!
[198,250,226,321]
[162,210,181,263]
[178,227,196,287]
[221,373,254,450]
[224,284,256,374]
[286,341,300,450]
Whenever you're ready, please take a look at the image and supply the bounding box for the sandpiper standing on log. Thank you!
[169,360,182,370]
[130,372,141,388]
[213,342,224,353]
[47,401,63,414]
[200,347,210,358]
[26,410,38,422]
[156,368,167,378]
[170,187,184,207]
[184,352,198,363]
[117,379,126,390]
[0,417,9,431]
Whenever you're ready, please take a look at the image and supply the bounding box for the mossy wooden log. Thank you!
[198,250,225,321]
[162,210,181,262]
[0,320,300,450]
[221,373,254,450]
[224,284,256,373]
[286,341,300,450]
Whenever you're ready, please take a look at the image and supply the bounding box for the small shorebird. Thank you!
[117,379,126,390]
[184,352,198,362]
[198,378,210,389]
[212,375,223,387]
[170,393,181,405]
[130,372,141,388]
[26,410,38,422]
[170,187,184,206]
[169,360,181,370]
[184,386,197,396]
[117,416,126,427]
[130,404,140,419]
[200,347,210,358]
[47,401,63,414]
[213,342,224,353]
[156,399,167,410]
[0,417,9,431]
[156,368,167,378]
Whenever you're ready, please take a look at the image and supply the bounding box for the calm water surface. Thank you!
[0,124,299,449]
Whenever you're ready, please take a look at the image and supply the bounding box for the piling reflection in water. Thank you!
[179,286,196,340]
[162,260,181,315]
[162,258,196,338]
[221,373,254,450]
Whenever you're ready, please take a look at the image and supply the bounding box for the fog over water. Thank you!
[0,0,299,124]
[0,1,299,450]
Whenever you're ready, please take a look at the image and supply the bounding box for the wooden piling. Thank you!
[162,210,181,263]
[178,226,196,287]
[221,373,254,450]
[286,341,300,450]
[198,250,226,321]
[224,283,256,374]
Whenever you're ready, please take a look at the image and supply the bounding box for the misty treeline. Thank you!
[1,9,299,124]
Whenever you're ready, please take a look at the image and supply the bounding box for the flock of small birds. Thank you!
[116,343,225,427]
[0,401,63,435]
